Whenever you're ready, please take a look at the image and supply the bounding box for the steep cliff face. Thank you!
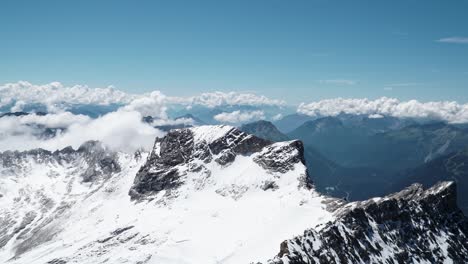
[128,125,319,202]
[267,181,468,264]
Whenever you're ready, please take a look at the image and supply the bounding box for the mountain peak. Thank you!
[189,125,238,144]
[129,125,314,200]
[338,181,458,217]
[241,120,289,142]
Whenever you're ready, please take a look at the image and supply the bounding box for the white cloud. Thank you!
[0,81,136,112]
[0,81,285,152]
[0,82,285,114]
[167,91,286,108]
[298,97,468,123]
[121,91,167,118]
[437,37,468,44]
[10,100,26,112]
[150,117,194,127]
[214,110,265,123]
[319,79,356,85]
[16,112,91,128]
[0,111,163,152]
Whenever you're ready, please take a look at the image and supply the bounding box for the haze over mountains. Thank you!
[244,116,468,214]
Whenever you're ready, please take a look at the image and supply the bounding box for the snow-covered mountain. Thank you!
[0,125,467,264]
[0,125,339,263]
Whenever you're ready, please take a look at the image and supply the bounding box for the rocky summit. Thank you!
[129,125,274,199]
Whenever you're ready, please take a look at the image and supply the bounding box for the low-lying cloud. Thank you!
[122,91,168,119]
[214,110,265,124]
[149,117,195,127]
[298,97,468,123]
[0,81,287,152]
[0,110,163,153]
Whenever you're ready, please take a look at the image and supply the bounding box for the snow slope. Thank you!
[0,126,336,264]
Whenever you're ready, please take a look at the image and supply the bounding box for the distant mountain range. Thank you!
[273,113,315,133]
[243,117,468,209]
[4,110,468,214]
[392,148,468,214]
[240,120,340,194]
[168,104,293,125]
[240,120,289,142]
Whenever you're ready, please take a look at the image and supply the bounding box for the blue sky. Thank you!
[1,0,467,104]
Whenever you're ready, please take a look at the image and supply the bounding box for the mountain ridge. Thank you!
[0,126,467,263]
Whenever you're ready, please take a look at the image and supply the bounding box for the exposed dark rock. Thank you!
[267,181,468,264]
[129,129,195,199]
[261,180,279,191]
[129,126,284,200]
[254,140,306,174]
[46,259,67,264]
[0,141,120,183]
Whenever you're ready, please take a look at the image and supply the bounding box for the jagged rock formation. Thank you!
[267,182,468,264]
[129,125,276,199]
[393,147,468,214]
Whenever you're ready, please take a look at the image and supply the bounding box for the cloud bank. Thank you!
[0,81,285,114]
[214,110,265,123]
[0,81,135,112]
[168,91,286,108]
[298,97,468,123]
[121,91,168,118]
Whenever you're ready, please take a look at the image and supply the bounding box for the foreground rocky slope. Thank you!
[267,181,468,264]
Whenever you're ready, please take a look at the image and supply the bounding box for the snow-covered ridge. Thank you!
[189,125,238,144]
[0,141,135,261]
[1,126,337,264]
